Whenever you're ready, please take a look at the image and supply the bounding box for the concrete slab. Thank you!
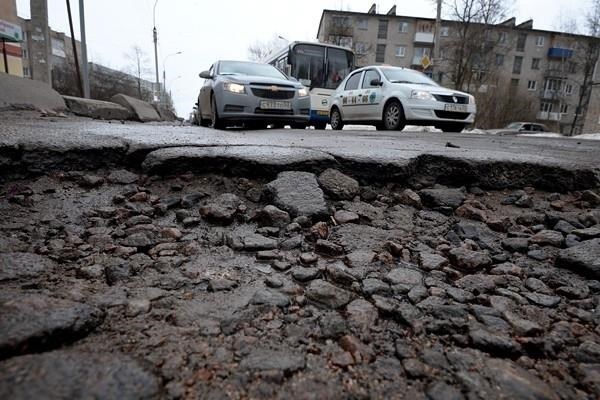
[63,96,131,120]
[153,104,178,121]
[110,94,161,122]
[0,73,66,111]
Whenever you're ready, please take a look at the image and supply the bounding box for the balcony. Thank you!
[547,47,573,59]
[537,111,561,121]
[540,89,562,99]
[414,32,434,44]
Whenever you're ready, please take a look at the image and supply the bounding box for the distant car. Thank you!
[503,122,549,132]
[196,60,311,129]
[328,65,476,132]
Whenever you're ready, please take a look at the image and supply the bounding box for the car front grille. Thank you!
[435,110,470,120]
[251,88,295,99]
[254,108,294,115]
[433,94,469,104]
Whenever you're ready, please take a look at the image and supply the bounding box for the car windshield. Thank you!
[381,68,438,86]
[505,123,522,129]
[218,61,287,79]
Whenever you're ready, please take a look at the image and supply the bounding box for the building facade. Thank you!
[0,0,23,77]
[317,5,600,134]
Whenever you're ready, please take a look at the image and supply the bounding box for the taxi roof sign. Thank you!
[0,19,23,42]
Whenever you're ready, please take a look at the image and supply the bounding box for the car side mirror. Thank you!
[199,71,213,79]
[370,79,383,86]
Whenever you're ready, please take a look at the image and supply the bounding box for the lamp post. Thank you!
[152,0,160,102]
[162,51,182,107]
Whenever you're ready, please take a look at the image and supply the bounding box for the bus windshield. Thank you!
[290,44,353,90]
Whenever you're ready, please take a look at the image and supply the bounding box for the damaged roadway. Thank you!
[1,111,600,399]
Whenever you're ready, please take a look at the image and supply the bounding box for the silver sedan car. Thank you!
[329,66,476,132]
[197,60,311,129]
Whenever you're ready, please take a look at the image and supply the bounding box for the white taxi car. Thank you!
[328,66,476,132]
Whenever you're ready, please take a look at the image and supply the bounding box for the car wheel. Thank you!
[383,100,405,131]
[314,122,327,130]
[290,122,307,129]
[330,108,344,130]
[440,122,467,133]
[210,95,225,130]
[197,106,209,127]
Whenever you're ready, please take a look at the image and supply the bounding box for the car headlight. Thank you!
[410,90,433,100]
[468,94,476,104]
[223,82,246,94]
[298,87,309,97]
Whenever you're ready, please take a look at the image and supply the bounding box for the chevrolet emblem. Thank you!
[270,86,279,92]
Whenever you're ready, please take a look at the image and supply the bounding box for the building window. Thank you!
[540,102,553,112]
[328,35,353,48]
[531,58,540,70]
[51,38,66,58]
[495,54,504,66]
[23,67,29,76]
[565,84,573,95]
[516,33,527,52]
[440,27,449,36]
[544,78,563,91]
[535,36,545,47]
[511,78,519,87]
[376,44,386,63]
[22,49,28,59]
[378,20,388,39]
[395,46,406,57]
[399,21,409,33]
[513,56,523,74]
[560,104,568,114]
[499,31,507,43]
[332,16,350,28]
[357,18,368,30]
[355,42,369,55]
[527,80,537,90]
[413,47,430,65]
[419,23,433,33]
[568,62,577,73]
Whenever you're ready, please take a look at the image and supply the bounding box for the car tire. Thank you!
[290,123,306,129]
[210,95,225,130]
[383,100,405,131]
[314,122,327,130]
[330,108,344,130]
[439,122,467,133]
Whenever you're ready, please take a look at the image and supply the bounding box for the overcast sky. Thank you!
[15,0,590,116]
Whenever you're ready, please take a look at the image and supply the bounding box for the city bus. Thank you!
[265,41,354,129]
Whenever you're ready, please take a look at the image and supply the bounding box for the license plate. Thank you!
[444,103,467,112]
[260,100,291,110]
[317,110,329,116]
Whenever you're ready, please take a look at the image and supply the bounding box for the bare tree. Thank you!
[124,45,152,99]
[443,0,512,90]
[322,15,372,64]
[247,37,282,62]
[569,1,600,135]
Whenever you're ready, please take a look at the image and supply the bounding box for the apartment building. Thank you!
[317,5,600,134]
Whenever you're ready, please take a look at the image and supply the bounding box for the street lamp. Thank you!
[162,51,183,89]
[162,51,183,106]
[152,0,160,102]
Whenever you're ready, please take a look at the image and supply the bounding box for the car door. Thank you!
[337,71,363,121]
[356,68,383,120]
[199,64,215,118]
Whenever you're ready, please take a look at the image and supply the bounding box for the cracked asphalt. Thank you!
[1,111,600,399]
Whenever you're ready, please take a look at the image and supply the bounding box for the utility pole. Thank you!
[153,0,160,103]
[66,0,83,97]
[433,0,442,80]
[79,0,89,98]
